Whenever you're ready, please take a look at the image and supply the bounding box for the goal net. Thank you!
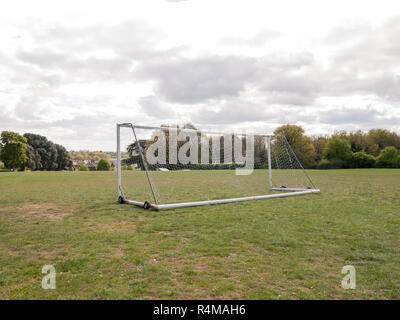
[117,123,319,210]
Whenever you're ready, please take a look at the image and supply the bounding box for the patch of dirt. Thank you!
[112,248,125,258]
[15,203,74,220]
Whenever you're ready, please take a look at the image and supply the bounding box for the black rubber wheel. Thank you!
[143,201,151,210]
[118,196,125,204]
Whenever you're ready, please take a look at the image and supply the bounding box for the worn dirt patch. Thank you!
[14,203,74,220]
[112,248,125,258]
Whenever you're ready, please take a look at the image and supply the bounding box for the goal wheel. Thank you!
[118,196,125,204]
[143,201,151,210]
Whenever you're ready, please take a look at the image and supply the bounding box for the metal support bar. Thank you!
[267,136,273,189]
[117,124,123,200]
[117,123,273,137]
[126,189,320,210]
[271,188,320,192]
[130,124,158,205]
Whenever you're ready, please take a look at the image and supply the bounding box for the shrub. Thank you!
[121,165,127,170]
[78,163,89,171]
[127,164,134,171]
[376,147,399,168]
[97,158,111,171]
[351,151,376,168]
[322,137,352,166]
[317,158,345,169]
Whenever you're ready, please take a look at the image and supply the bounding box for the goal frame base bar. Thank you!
[120,188,320,210]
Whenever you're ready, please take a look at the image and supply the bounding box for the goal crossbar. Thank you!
[116,123,320,210]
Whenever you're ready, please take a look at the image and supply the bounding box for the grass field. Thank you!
[0,169,399,299]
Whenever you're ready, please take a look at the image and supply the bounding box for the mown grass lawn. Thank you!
[0,169,399,299]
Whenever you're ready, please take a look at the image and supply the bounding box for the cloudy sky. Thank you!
[1,0,400,150]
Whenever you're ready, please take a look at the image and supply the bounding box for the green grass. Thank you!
[0,169,399,299]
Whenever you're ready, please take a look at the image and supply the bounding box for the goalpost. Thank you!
[117,123,320,210]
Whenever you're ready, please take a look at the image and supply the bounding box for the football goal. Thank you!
[117,123,320,210]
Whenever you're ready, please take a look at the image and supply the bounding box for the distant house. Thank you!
[72,159,98,171]
[84,159,97,171]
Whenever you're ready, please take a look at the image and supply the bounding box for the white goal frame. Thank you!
[116,123,320,210]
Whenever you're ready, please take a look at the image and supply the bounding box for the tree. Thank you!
[274,125,316,168]
[0,131,28,170]
[347,130,368,153]
[97,158,111,171]
[25,144,42,171]
[254,135,267,167]
[127,140,147,170]
[78,163,89,171]
[368,129,400,150]
[24,133,58,170]
[322,137,352,166]
[364,143,380,157]
[351,151,376,168]
[55,144,72,170]
[376,147,399,168]
[311,135,329,163]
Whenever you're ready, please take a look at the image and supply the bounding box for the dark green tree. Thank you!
[127,140,147,170]
[0,131,28,170]
[24,133,58,170]
[25,145,42,171]
[55,144,72,170]
[97,158,111,171]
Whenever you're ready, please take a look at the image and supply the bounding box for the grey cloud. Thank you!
[190,99,318,125]
[319,106,400,126]
[321,16,400,101]
[136,55,259,103]
[17,49,133,84]
[138,95,176,118]
[135,52,317,105]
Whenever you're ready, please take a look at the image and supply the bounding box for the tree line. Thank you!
[2,126,400,172]
[127,124,400,170]
[0,131,72,171]
[277,125,400,169]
